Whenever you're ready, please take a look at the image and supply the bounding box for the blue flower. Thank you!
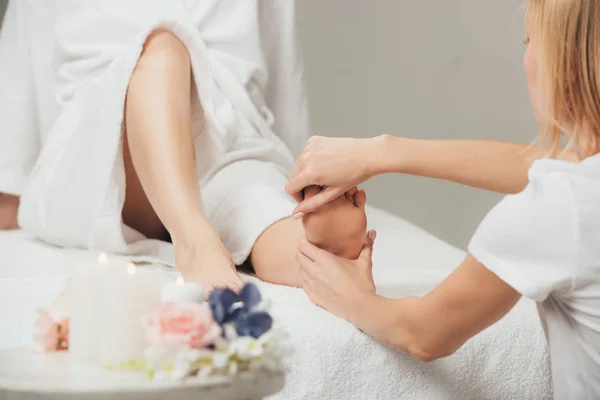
[208,287,239,325]
[208,283,272,339]
[234,311,272,339]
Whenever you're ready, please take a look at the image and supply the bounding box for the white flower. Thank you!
[229,337,263,360]
[144,345,212,380]
[257,330,274,345]
[227,361,238,376]
[224,324,238,341]
[171,359,192,380]
[177,347,211,363]
[197,365,213,379]
[153,370,170,381]
[214,334,231,351]
[211,351,230,369]
[144,346,171,370]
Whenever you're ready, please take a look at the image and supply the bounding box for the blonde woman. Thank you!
[287,0,600,397]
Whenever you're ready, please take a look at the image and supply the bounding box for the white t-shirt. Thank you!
[469,156,600,400]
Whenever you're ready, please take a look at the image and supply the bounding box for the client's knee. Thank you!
[136,28,191,74]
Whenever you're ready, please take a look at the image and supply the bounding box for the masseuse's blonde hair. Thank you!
[526,0,600,158]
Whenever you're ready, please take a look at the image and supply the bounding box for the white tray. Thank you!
[0,348,284,400]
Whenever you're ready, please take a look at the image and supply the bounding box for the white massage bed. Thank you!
[0,207,551,399]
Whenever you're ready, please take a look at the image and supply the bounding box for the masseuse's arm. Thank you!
[287,135,576,214]
[298,172,571,361]
[297,237,521,361]
[376,137,536,194]
[350,254,520,361]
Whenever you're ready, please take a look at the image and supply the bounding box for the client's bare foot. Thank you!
[0,193,20,230]
[302,185,367,259]
[173,224,243,293]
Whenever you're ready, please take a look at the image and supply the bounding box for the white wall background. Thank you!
[296,0,537,249]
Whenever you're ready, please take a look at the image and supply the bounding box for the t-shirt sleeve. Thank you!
[468,172,577,301]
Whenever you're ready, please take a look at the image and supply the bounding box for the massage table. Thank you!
[0,206,552,399]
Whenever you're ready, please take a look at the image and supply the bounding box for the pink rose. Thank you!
[144,302,221,349]
[34,309,69,352]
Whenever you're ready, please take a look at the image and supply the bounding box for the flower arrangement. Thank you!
[34,281,290,381]
[143,283,290,380]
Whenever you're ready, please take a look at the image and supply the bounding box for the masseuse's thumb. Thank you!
[293,186,345,216]
[358,230,377,264]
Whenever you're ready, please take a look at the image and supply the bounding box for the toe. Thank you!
[353,189,367,208]
[345,187,358,201]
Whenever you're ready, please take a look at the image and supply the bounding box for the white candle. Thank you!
[96,262,161,365]
[161,276,205,303]
[69,254,118,362]
[69,254,161,365]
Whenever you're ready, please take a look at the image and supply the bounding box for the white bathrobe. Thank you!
[0,0,309,265]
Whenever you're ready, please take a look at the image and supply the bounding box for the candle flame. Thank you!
[127,262,136,274]
[98,252,108,265]
[176,276,184,285]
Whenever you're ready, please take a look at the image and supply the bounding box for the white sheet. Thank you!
[0,206,552,399]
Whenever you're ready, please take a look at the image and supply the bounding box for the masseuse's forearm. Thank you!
[371,136,536,194]
[350,295,456,361]
[349,255,521,362]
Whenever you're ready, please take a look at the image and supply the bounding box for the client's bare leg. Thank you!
[0,193,19,230]
[250,186,367,287]
[123,28,242,290]
[250,217,305,287]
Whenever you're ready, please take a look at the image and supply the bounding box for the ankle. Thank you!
[170,216,220,247]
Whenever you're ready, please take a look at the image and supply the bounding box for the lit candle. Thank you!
[161,276,205,303]
[70,254,161,365]
[69,253,115,362]
[96,261,161,365]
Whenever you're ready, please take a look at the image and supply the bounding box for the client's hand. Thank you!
[296,230,377,322]
[286,136,379,216]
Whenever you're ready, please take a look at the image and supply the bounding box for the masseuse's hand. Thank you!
[296,230,377,322]
[286,136,380,216]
